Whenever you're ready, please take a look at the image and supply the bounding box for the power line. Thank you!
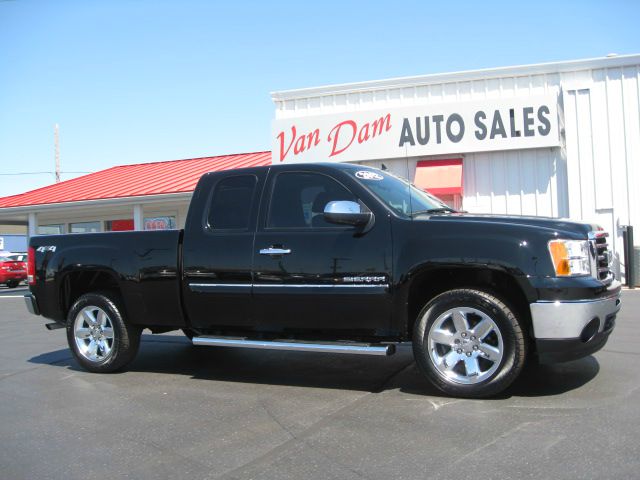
[0,171,92,176]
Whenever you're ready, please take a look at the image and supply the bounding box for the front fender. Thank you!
[395,220,550,282]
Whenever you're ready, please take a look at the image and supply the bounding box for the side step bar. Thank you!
[192,336,395,356]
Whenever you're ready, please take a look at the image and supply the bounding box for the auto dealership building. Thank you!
[0,54,638,281]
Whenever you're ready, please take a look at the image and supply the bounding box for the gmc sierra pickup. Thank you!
[24,162,621,397]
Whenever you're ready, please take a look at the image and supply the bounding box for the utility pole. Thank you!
[54,123,61,183]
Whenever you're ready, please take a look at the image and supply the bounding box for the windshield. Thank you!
[350,168,453,217]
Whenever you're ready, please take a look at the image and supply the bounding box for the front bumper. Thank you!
[529,280,621,363]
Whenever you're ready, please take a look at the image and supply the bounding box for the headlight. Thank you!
[548,239,591,276]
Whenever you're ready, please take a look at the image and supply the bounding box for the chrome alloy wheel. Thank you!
[73,306,115,363]
[427,307,504,385]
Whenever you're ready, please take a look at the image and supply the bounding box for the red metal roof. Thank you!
[0,151,272,208]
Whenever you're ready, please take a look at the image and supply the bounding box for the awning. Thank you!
[414,159,463,195]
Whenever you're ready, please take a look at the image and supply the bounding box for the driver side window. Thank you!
[267,172,356,229]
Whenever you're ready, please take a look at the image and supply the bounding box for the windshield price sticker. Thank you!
[355,171,383,181]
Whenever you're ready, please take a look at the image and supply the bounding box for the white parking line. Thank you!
[0,296,26,299]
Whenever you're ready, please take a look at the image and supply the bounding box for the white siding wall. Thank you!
[562,66,640,279]
[275,71,563,118]
[462,148,568,218]
[274,60,640,279]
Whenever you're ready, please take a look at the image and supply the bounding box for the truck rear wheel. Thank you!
[413,289,526,398]
[66,292,142,373]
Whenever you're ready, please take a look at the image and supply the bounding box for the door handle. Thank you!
[259,247,292,256]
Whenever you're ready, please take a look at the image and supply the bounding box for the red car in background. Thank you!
[0,254,27,288]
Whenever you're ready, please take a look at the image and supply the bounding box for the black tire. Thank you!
[6,280,19,288]
[66,291,142,373]
[413,289,526,398]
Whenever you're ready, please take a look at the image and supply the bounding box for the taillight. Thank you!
[27,246,36,285]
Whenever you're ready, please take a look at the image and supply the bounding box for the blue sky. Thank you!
[0,0,638,197]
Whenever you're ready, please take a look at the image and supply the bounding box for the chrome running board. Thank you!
[192,336,395,356]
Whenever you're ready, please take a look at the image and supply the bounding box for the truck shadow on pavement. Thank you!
[29,334,600,399]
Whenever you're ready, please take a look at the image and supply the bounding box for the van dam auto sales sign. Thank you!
[272,95,560,163]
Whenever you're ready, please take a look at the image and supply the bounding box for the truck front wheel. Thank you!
[413,289,526,398]
[66,292,142,373]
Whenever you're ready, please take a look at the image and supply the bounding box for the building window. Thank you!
[105,219,134,231]
[38,224,64,235]
[144,216,176,230]
[70,221,101,233]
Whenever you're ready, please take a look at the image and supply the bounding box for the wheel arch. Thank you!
[60,268,123,321]
[406,266,535,344]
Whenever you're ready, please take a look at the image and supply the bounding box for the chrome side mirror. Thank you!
[323,201,372,226]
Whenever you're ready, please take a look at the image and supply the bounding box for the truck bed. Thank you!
[30,230,185,328]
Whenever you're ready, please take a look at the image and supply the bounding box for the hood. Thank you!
[413,212,599,238]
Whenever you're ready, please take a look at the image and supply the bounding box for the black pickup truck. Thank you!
[24,162,621,397]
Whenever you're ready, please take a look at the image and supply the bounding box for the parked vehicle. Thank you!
[24,163,621,397]
[1,255,27,288]
[6,253,27,271]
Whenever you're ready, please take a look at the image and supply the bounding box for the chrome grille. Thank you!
[589,232,612,282]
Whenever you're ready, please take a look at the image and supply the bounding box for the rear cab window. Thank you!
[206,175,258,231]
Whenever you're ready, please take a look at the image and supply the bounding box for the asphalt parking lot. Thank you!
[1,287,639,480]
